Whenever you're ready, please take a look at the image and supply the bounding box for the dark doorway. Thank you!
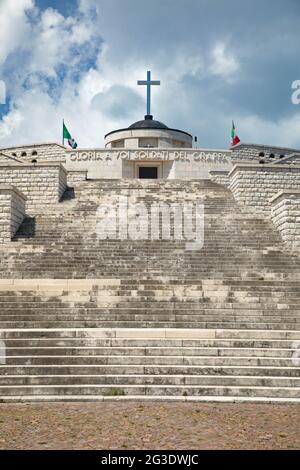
[139,166,158,179]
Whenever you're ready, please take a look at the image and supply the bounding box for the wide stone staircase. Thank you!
[0,179,299,402]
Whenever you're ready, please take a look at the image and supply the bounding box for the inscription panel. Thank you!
[68,149,232,164]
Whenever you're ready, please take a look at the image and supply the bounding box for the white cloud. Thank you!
[0,108,24,141]
[27,7,98,78]
[0,0,105,146]
[209,43,239,79]
[78,0,101,14]
[238,113,300,148]
[0,0,34,64]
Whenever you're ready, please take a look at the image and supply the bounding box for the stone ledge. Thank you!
[270,190,300,204]
[0,162,67,174]
[209,170,229,176]
[0,185,27,200]
[1,395,300,403]
[228,163,300,177]
[230,142,300,153]
[0,279,121,290]
[0,327,299,340]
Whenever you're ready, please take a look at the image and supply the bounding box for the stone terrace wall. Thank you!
[0,163,67,213]
[67,171,88,186]
[271,191,300,247]
[0,143,66,164]
[229,164,300,215]
[0,186,26,243]
[231,143,300,164]
[210,170,230,187]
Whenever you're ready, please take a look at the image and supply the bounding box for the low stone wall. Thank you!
[0,186,26,243]
[0,143,66,163]
[229,164,300,214]
[0,163,67,213]
[0,152,23,164]
[271,191,300,247]
[67,170,88,186]
[231,143,300,163]
[210,170,230,187]
[273,154,300,165]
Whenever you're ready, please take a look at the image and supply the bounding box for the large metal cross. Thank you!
[137,70,160,116]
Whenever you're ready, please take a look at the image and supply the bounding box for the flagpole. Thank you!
[62,119,64,146]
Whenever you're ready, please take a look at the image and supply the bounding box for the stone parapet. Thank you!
[0,185,26,243]
[0,163,67,213]
[210,170,230,187]
[271,190,300,247]
[231,142,300,163]
[0,142,66,163]
[228,164,300,215]
[67,170,88,186]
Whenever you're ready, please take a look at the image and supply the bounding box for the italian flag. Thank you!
[63,121,78,149]
[231,121,240,146]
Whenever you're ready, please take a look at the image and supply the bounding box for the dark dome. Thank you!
[128,115,168,130]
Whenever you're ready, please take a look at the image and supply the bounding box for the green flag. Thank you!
[63,122,71,140]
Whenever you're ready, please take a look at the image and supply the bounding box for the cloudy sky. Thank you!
[0,0,300,149]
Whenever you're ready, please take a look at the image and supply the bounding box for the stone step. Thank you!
[2,347,299,359]
[0,280,299,289]
[0,322,299,330]
[1,364,299,377]
[0,384,299,399]
[1,374,300,387]
[2,355,299,366]
[1,328,299,339]
[0,316,298,324]
[0,175,299,402]
[2,338,298,348]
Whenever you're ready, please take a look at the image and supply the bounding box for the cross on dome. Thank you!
[137,71,160,117]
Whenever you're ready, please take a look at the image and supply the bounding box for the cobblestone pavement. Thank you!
[0,402,299,450]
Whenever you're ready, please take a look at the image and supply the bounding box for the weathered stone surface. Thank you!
[0,163,67,212]
[0,143,66,163]
[0,186,26,243]
[231,142,300,163]
[271,191,300,247]
[228,163,300,215]
[210,170,230,186]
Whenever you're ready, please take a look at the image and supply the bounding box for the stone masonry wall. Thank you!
[0,163,67,213]
[210,170,230,187]
[0,186,26,243]
[0,143,66,164]
[229,164,300,215]
[231,143,300,164]
[67,171,88,186]
[58,166,68,199]
[271,191,300,247]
